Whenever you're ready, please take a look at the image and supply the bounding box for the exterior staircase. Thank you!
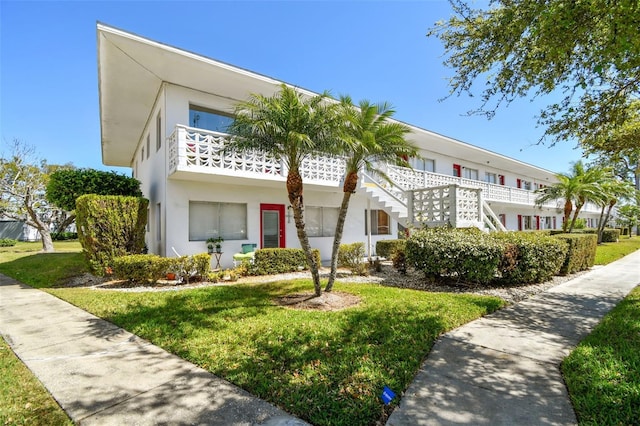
[360,170,507,232]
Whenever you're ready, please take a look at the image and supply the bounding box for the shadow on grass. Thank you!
[74,281,503,426]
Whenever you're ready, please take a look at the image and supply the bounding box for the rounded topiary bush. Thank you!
[406,227,503,285]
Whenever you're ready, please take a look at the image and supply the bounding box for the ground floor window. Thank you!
[365,210,391,235]
[189,201,247,241]
[306,206,339,237]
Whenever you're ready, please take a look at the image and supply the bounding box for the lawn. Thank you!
[48,282,504,425]
[594,235,640,265]
[562,286,640,425]
[1,238,639,425]
[0,337,73,426]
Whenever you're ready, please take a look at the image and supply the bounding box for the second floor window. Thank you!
[464,168,479,180]
[189,105,234,133]
[410,157,435,172]
[485,172,497,184]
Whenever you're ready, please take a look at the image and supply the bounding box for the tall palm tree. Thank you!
[535,161,604,232]
[324,97,416,292]
[227,85,339,296]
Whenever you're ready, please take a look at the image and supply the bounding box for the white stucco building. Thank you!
[97,24,600,268]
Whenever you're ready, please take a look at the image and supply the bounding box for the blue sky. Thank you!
[1,0,585,175]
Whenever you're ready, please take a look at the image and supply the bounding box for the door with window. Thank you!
[260,204,285,248]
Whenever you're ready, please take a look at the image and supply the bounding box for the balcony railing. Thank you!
[168,125,345,186]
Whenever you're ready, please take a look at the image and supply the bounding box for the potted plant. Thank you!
[206,237,224,253]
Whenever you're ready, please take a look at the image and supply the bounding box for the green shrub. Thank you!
[338,242,368,276]
[601,228,620,243]
[376,239,406,258]
[491,232,568,284]
[0,238,17,247]
[171,253,211,283]
[391,249,407,275]
[253,248,321,275]
[406,228,503,284]
[76,194,148,275]
[52,232,78,241]
[553,233,597,274]
[112,254,169,284]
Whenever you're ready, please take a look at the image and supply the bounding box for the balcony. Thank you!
[384,165,600,213]
[167,125,345,187]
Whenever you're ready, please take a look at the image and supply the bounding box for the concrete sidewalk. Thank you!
[0,275,307,426]
[387,249,640,426]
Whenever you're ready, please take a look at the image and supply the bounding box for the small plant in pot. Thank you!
[206,237,224,253]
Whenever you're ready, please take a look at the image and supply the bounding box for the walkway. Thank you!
[0,275,307,426]
[386,250,640,425]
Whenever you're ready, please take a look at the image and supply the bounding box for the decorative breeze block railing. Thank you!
[168,125,344,185]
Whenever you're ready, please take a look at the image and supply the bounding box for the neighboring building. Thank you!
[0,218,40,241]
[97,24,601,267]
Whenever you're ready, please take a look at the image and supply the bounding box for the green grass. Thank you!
[562,286,640,425]
[0,241,86,288]
[594,236,640,265]
[46,282,505,425]
[0,337,73,426]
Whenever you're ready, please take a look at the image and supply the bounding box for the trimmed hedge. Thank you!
[338,242,367,275]
[406,228,503,284]
[0,238,17,247]
[76,194,148,275]
[112,253,212,284]
[253,248,321,275]
[376,239,406,258]
[491,232,568,284]
[553,233,597,274]
[601,228,620,243]
[112,254,169,284]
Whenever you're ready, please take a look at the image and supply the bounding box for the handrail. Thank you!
[360,172,408,207]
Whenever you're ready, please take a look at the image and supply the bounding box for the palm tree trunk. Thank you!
[290,197,322,296]
[568,202,584,233]
[596,205,606,243]
[562,200,573,232]
[325,190,353,292]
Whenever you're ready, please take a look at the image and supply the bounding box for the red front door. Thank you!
[260,204,285,248]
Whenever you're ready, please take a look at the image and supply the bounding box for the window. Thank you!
[517,179,532,190]
[522,215,533,230]
[410,157,435,172]
[306,206,339,237]
[156,112,162,151]
[498,214,506,227]
[189,201,247,241]
[485,172,497,184]
[544,216,552,229]
[189,105,234,133]
[146,135,150,159]
[365,210,391,235]
[464,168,479,180]
[453,164,461,177]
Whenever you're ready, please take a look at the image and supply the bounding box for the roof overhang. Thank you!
[97,23,557,180]
[97,23,296,167]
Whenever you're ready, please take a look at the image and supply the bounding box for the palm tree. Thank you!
[324,97,416,292]
[594,176,635,243]
[227,85,339,296]
[535,161,604,232]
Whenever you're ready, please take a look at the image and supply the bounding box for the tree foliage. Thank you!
[0,140,70,252]
[429,0,640,147]
[535,161,605,232]
[227,84,340,296]
[325,97,415,292]
[47,168,142,211]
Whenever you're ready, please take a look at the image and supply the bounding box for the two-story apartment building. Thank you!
[97,24,601,268]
